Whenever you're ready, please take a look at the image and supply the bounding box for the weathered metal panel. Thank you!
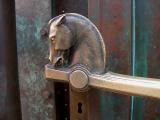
[133,0,160,119]
[15,1,160,120]
[15,0,55,120]
[88,0,131,119]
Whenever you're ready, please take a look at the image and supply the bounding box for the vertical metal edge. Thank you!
[0,0,22,119]
[131,0,136,120]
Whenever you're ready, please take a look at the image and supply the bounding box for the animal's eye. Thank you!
[51,36,56,42]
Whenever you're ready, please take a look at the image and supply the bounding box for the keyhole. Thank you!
[78,102,82,114]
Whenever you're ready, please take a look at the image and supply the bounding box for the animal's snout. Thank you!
[49,50,65,67]
[53,56,64,67]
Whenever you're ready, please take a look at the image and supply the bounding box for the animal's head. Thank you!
[48,15,74,67]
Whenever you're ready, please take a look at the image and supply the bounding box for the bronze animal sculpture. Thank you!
[48,13,106,74]
[46,13,160,120]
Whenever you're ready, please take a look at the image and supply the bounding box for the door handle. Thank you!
[46,13,160,99]
[45,13,160,120]
[45,64,160,99]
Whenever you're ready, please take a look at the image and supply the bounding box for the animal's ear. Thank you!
[48,18,54,26]
[56,15,66,26]
[48,15,66,27]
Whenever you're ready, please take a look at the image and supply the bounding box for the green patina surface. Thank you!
[16,0,55,120]
[133,0,160,120]
[132,1,149,119]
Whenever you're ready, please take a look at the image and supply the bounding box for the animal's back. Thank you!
[64,13,107,74]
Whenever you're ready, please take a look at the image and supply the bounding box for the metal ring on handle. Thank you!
[69,69,89,92]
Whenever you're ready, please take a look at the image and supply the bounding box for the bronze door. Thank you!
[13,0,160,120]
